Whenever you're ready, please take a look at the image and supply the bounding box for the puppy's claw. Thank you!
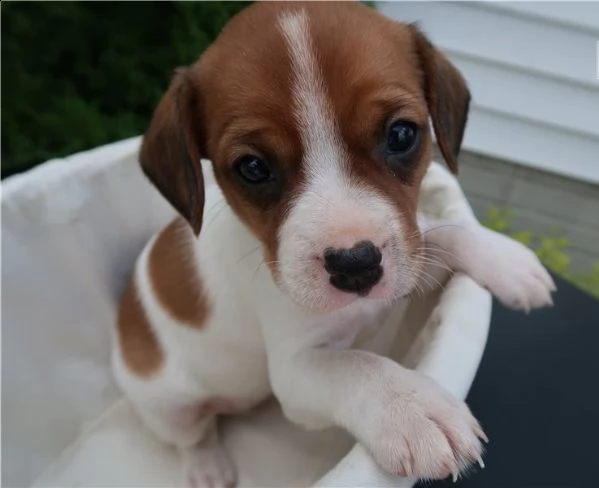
[539,268,557,292]
[477,455,485,469]
[452,471,459,483]
[474,425,489,444]
[397,460,413,478]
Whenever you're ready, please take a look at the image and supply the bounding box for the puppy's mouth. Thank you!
[328,264,384,297]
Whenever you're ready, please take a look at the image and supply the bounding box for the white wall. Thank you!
[378,1,599,184]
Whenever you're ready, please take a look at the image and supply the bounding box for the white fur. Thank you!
[113,13,556,488]
[424,222,556,312]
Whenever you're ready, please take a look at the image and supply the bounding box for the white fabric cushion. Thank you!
[1,137,491,487]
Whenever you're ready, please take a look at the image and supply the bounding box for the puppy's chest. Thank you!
[313,302,396,350]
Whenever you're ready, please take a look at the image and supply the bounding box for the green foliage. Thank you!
[1,1,249,178]
[482,207,599,299]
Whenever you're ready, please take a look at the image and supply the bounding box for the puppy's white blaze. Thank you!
[278,10,345,181]
[278,9,363,222]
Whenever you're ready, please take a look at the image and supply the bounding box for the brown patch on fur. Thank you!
[140,69,205,235]
[117,275,163,377]
[148,218,211,328]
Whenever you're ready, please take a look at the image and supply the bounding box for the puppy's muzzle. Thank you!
[324,240,383,296]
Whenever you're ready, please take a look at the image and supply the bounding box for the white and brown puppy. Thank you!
[113,2,555,487]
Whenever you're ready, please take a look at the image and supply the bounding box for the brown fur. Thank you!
[140,69,205,235]
[117,275,163,377]
[148,218,211,328]
[128,0,470,343]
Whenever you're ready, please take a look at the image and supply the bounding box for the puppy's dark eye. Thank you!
[387,121,418,154]
[235,155,272,184]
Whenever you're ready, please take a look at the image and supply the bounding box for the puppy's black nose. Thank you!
[324,240,383,296]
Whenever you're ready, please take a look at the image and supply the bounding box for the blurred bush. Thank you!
[483,207,599,299]
[1,1,249,179]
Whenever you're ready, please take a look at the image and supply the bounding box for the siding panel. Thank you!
[377,1,599,184]
[483,1,599,33]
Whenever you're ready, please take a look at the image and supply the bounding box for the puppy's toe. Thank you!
[509,252,556,311]
[183,444,237,488]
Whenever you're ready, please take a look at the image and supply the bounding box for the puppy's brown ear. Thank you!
[140,67,205,234]
[410,25,470,174]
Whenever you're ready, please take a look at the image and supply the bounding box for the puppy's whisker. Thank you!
[262,258,317,266]
[420,223,471,237]
[421,243,457,257]
[204,201,229,230]
[252,259,266,281]
[414,248,452,266]
[415,255,454,273]
[419,271,443,291]
[419,243,461,263]
[237,245,261,264]
[412,278,426,298]
[416,254,451,266]
[418,263,454,276]
[206,200,225,213]
[414,265,441,291]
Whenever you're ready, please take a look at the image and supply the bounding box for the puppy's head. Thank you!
[141,2,470,313]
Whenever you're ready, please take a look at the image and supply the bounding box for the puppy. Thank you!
[113,2,555,486]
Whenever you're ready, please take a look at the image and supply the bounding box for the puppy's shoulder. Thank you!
[145,217,210,328]
[116,217,211,376]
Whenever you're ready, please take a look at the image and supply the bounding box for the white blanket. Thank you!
[1,137,491,487]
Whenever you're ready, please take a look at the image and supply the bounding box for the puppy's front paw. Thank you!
[457,226,556,311]
[363,372,486,481]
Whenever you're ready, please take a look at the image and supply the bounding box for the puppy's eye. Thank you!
[387,121,418,154]
[235,155,273,184]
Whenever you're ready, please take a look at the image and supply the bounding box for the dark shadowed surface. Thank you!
[419,274,599,488]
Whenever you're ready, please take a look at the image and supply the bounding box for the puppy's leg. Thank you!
[421,218,556,311]
[181,420,235,488]
[138,405,235,488]
[266,344,485,482]
[113,353,236,488]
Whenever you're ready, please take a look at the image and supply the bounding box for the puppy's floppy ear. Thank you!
[409,25,470,174]
[140,67,205,235]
